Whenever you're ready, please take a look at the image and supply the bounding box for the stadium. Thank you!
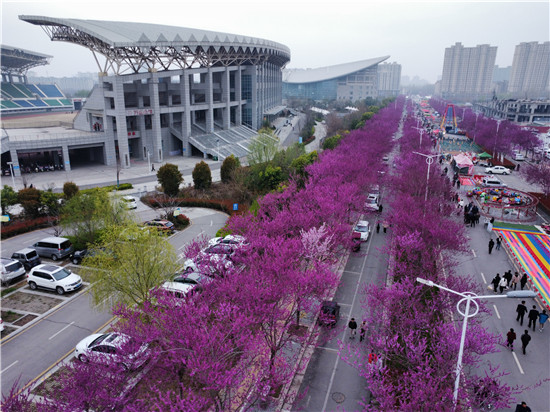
[1,16,291,176]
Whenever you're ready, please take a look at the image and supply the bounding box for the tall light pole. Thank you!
[493,118,503,161]
[413,127,425,148]
[6,161,16,189]
[412,152,437,202]
[216,138,220,163]
[416,277,536,408]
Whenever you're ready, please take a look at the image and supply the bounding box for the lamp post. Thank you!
[413,127,425,148]
[416,277,536,408]
[6,161,16,189]
[493,118,503,162]
[216,138,220,163]
[412,152,437,202]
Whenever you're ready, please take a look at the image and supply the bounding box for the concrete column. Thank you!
[206,69,214,132]
[112,78,130,169]
[62,145,71,172]
[222,68,231,129]
[180,71,191,157]
[148,76,163,163]
[235,67,242,126]
[251,67,258,130]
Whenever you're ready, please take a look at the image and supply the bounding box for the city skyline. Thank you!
[2,0,549,83]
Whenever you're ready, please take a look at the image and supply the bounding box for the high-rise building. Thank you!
[378,62,401,97]
[439,42,497,100]
[508,42,550,98]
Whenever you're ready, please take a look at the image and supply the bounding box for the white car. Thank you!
[353,220,370,241]
[184,243,235,274]
[484,165,511,175]
[512,152,525,161]
[364,193,380,211]
[27,264,82,295]
[121,195,138,209]
[159,281,196,298]
[75,332,150,371]
[1,257,26,285]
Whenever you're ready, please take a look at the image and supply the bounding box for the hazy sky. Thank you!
[2,0,549,83]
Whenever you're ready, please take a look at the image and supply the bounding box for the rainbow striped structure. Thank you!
[494,227,550,310]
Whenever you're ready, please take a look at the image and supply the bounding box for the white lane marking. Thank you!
[318,347,339,353]
[343,271,362,275]
[471,249,477,258]
[512,351,525,374]
[210,220,213,226]
[536,211,548,223]
[493,305,501,319]
[0,360,19,374]
[480,272,487,284]
[48,321,75,340]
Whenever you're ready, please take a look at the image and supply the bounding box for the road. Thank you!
[0,204,228,396]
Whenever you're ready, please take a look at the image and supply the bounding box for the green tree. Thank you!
[290,150,318,178]
[18,187,42,218]
[81,225,178,308]
[192,161,212,190]
[247,128,279,165]
[220,154,241,183]
[258,165,283,191]
[40,189,62,217]
[63,182,79,199]
[156,163,183,196]
[1,185,18,215]
[322,134,343,150]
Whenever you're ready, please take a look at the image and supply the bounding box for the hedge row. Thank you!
[144,196,246,216]
[1,216,55,239]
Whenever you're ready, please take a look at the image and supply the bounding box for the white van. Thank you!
[482,177,507,188]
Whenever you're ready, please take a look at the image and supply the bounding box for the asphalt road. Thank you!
[0,203,229,396]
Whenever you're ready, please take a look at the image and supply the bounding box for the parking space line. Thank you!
[511,352,525,374]
[318,346,339,353]
[471,249,477,258]
[1,360,19,374]
[480,272,487,284]
[493,305,501,319]
[48,321,75,340]
[343,270,362,275]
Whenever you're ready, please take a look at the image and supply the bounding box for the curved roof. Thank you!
[19,16,290,74]
[1,45,51,74]
[283,56,390,84]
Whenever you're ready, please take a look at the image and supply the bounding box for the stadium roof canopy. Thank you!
[20,16,291,75]
[1,45,52,74]
[283,56,390,84]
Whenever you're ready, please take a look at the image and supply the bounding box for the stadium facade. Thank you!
[282,56,392,101]
[3,16,290,176]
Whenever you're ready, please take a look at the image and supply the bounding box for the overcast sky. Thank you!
[2,0,549,83]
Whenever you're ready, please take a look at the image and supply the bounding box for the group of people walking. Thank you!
[506,303,548,355]
[491,271,527,293]
[488,235,503,254]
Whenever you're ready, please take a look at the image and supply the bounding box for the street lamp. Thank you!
[416,277,536,408]
[216,138,220,163]
[493,119,504,162]
[412,152,437,202]
[413,127,425,148]
[6,161,16,189]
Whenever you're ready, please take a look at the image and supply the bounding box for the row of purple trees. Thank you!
[3,99,405,411]
[342,100,528,410]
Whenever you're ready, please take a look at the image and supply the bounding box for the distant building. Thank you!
[474,98,550,124]
[493,65,511,83]
[378,62,401,97]
[439,42,497,101]
[508,42,550,99]
[282,56,390,102]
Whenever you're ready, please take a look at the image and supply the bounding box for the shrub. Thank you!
[18,187,42,218]
[1,216,52,239]
[192,161,212,190]
[63,182,79,199]
[157,163,183,196]
[220,155,241,183]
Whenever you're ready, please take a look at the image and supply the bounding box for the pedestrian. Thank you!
[151,163,155,172]
[539,309,549,333]
[511,272,520,290]
[378,204,383,214]
[516,301,527,325]
[520,273,528,290]
[516,163,520,172]
[383,221,388,234]
[496,235,502,251]
[491,273,501,293]
[348,317,357,339]
[515,401,531,412]
[457,179,461,189]
[520,330,531,355]
[506,328,516,351]
[376,221,380,234]
[527,306,540,332]
[488,239,495,254]
[504,270,513,286]
[499,276,508,294]
[359,321,367,342]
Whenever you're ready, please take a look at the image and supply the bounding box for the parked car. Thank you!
[512,151,525,161]
[27,264,82,295]
[70,249,89,265]
[0,317,4,332]
[353,220,371,241]
[144,219,176,234]
[318,301,341,327]
[184,243,235,274]
[75,332,150,371]
[173,271,213,287]
[159,281,197,299]
[482,176,507,188]
[1,258,26,285]
[11,248,41,270]
[365,193,380,211]
[209,234,248,247]
[121,195,138,209]
[484,165,510,175]
[31,237,73,261]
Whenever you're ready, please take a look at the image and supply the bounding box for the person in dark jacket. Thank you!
[488,239,495,254]
[527,306,540,332]
[515,401,532,412]
[348,318,358,339]
[491,273,501,293]
[520,330,531,355]
[516,301,528,325]
[506,328,516,351]
[520,273,528,290]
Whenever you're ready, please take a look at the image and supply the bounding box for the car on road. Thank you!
[1,258,26,285]
[353,220,370,241]
[27,264,82,295]
[75,332,150,371]
[121,195,138,209]
[484,165,511,175]
[512,152,525,161]
[143,219,176,234]
[318,301,340,327]
[482,176,507,188]
[11,248,41,270]
[31,237,74,261]
[365,193,380,211]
